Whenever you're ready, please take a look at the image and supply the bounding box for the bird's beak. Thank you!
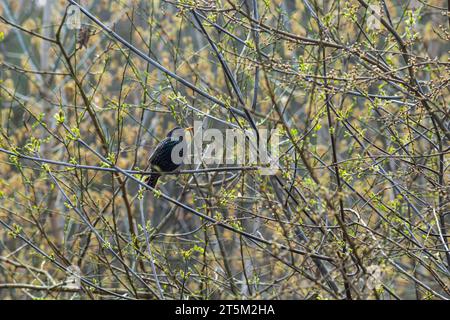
[185,127,194,133]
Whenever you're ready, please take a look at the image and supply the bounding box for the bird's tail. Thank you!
[145,173,160,188]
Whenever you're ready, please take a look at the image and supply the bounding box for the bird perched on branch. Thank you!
[145,126,193,188]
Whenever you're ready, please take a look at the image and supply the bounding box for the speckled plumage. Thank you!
[145,127,186,188]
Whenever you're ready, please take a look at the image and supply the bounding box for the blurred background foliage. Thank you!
[0,0,448,299]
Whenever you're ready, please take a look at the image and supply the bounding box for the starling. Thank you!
[145,126,193,188]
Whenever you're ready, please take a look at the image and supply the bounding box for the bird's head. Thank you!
[167,126,193,142]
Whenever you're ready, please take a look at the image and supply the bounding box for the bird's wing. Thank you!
[147,138,169,168]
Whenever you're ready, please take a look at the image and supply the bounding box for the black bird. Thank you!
[145,126,193,188]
